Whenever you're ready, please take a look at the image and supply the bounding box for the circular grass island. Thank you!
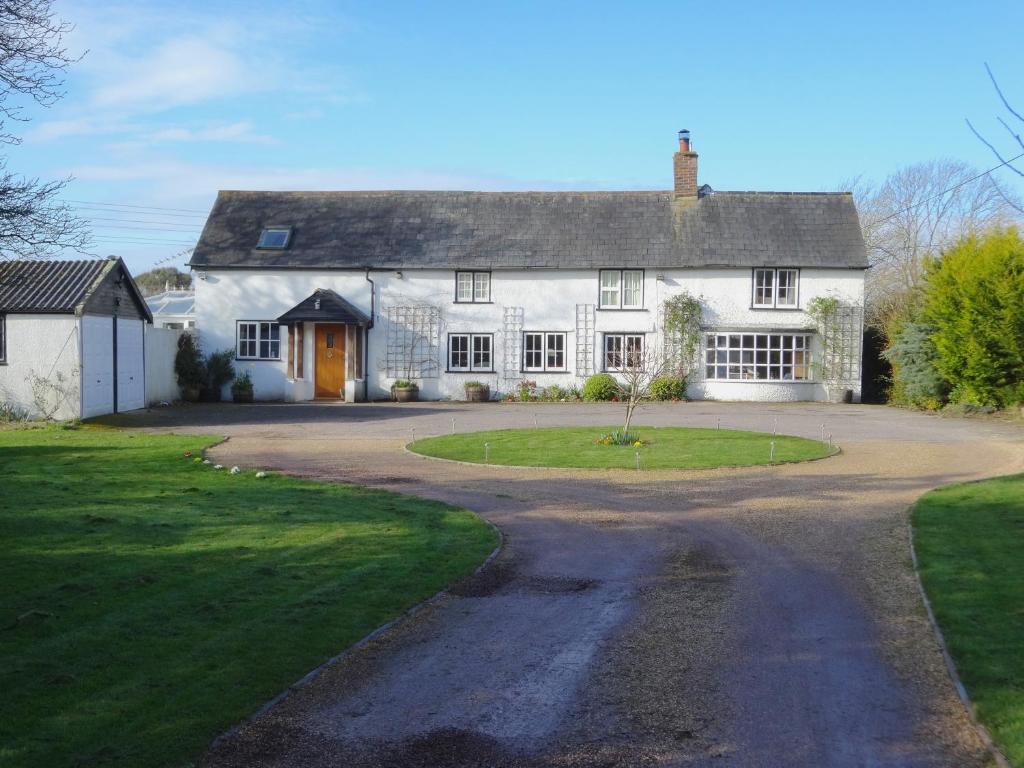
[408,426,834,470]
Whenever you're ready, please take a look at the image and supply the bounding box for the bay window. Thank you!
[704,333,811,381]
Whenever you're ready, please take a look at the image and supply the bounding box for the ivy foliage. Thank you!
[661,292,702,374]
[920,228,1024,407]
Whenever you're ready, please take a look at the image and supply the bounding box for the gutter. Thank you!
[364,268,374,402]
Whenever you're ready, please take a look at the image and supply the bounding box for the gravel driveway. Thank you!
[116,402,1022,767]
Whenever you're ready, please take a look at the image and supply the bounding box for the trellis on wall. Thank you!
[502,306,524,386]
[383,305,441,379]
[575,303,595,376]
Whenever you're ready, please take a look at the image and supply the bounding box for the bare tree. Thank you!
[967,63,1024,210]
[843,160,1020,329]
[616,340,671,438]
[0,0,88,260]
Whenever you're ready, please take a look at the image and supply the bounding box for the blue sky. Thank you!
[16,0,1024,273]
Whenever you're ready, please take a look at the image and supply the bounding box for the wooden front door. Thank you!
[314,324,346,398]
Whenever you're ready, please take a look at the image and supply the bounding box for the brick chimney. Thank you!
[673,129,698,198]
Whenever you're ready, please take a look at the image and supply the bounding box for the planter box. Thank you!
[199,387,221,403]
[232,391,254,404]
[393,386,419,403]
[464,385,490,402]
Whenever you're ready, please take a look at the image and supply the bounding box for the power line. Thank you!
[63,198,210,214]
[72,205,208,220]
[873,150,1024,225]
[91,236,197,245]
[88,222,203,233]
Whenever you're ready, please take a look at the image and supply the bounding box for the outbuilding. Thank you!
[0,258,153,419]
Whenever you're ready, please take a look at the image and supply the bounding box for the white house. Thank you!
[190,131,868,403]
[0,258,154,419]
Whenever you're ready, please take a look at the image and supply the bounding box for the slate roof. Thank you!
[190,190,868,271]
[277,288,371,324]
[0,259,112,313]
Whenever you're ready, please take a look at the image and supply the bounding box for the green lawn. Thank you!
[0,425,497,768]
[913,473,1024,765]
[408,426,832,469]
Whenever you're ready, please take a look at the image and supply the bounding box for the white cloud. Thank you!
[147,121,277,145]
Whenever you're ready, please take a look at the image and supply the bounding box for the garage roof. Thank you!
[0,258,152,321]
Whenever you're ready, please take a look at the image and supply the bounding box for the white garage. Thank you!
[0,258,154,420]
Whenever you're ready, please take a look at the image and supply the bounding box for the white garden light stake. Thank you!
[773,417,778,437]
[770,440,776,463]
[635,451,641,471]
[717,417,721,430]
[828,434,833,450]
[451,417,456,435]
[484,442,491,463]
[410,427,416,444]
[533,414,538,429]
[820,423,826,443]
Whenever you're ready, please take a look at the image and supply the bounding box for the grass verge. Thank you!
[913,473,1024,765]
[408,426,831,469]
[0,424,497,768]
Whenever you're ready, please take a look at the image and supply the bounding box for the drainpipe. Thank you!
[364,268,375,402]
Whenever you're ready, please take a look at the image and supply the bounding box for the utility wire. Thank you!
[872,150,1024,225]
[62,198,210,214]
[72,205,207,220]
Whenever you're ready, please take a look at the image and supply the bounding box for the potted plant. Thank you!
[174,333,205,402]
[392,379,419,402]
[464,381,490,402]
[202,350,235,402]
[231,372,254,403]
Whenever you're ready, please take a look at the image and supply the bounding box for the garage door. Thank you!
[116,317,145,412]
[81,315,113,418]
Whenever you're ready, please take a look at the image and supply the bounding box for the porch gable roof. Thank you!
[276,288,370,325]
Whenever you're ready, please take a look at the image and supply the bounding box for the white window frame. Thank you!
[704,332,812,381]
[449,333,493,372]
[523,332,567,372]
[599,269,644,309]
[454,271,491,303]
[236,321,281,360]
[603,333,644,371]
[752,268,800,308]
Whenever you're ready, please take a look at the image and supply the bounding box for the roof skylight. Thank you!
[257,227,291,249]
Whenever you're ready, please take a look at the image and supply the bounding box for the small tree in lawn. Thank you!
[617,341,671,441]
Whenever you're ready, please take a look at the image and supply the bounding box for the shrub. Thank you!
[649,375,687,401]
[464,380,486,389]
[882,323,948,409]
[921,228,1024,407]
[582,373,621,402]
[565,384,582,401]
[393,379,416,389]
[205,350,235,390]
[516,380,537,402]
[540,384,566,402]
[230,372,254,400]
[174,334,204,390]
[596,430,641,446]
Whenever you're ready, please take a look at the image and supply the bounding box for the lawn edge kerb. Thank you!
[209,514,504,752]
[907,516,1012,768]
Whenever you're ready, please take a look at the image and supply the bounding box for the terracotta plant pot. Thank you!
[464,385,490,402]
[393,385,419,403]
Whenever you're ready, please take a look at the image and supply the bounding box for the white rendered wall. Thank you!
[194,267,865,402]
[0,314,81,419]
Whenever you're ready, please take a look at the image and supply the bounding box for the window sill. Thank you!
[521,369,569,374]
[749,306,802,312]
[704,379,818,384]
[453,301,495,305]
[235,357,282,362]
[446,369,496,374]
[596,308,648,312]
